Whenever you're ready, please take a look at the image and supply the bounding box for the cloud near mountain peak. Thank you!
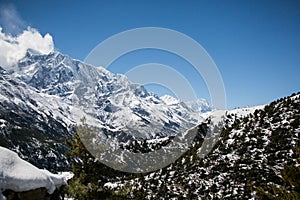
[0,26,54,69]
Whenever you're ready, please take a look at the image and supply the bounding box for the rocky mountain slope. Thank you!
[0,66,72,171]
[12,50,205,137]
[0,50,210,171]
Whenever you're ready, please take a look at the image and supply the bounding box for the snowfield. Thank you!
[0,147,72,198]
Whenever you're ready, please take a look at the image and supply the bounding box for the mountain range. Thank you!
[0,49,211,171]
[0,49,299,199]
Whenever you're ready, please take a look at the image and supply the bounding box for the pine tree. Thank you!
[65,119,128,199]
[256,147,300,200]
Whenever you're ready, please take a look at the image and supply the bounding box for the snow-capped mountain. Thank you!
[160,94,212,113]
[185,98,212,113]
[160,95,212,124]
[0,49,209,170]
[11,50,203,139]
[160,95,181,106]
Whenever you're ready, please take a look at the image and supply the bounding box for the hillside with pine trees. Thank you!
[64,92,300,199]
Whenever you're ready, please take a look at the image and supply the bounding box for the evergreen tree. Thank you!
[256,147,300,200]
[65,120,128,199]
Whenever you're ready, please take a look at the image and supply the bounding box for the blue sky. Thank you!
[0,0,299,109]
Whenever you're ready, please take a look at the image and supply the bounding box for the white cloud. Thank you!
[0,26,54,69]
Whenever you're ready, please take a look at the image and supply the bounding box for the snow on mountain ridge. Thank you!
[185,98,212,113]
[0,50,214,170]
[160,95,181,106]
[9,50,204,139]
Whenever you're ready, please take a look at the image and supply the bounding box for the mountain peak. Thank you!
[160,95,180,105]
[185,98,212,113]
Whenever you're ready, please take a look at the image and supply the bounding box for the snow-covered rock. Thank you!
[0,146,72,197]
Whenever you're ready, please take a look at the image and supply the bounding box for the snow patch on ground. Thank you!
[0,147,72,196]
